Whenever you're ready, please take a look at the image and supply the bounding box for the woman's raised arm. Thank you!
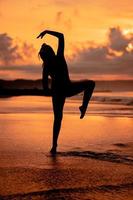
[37,30,64,56]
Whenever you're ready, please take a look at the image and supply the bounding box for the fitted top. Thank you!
[43,55,70,89]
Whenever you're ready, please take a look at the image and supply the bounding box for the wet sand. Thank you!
[0,150,133,200]
[0,113,133,200]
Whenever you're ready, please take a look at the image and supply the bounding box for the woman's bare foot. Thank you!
[50,146,57,155]
[79,105,87,119]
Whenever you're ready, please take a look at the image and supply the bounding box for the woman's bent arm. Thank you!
[37,30,64,56]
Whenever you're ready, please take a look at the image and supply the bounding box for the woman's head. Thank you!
[39,43,55,62]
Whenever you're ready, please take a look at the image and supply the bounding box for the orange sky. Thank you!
[0,0,133,80]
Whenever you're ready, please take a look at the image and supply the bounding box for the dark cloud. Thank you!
[69,27,133,79]
[108,27,132,52]
[0,33,36,66]
[0,27,133,80]
[0,33,22,65]
[69,50,133,75]
[21,42,36,58]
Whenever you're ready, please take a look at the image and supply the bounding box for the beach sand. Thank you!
[0,112,133,200]
[0,152,133,200]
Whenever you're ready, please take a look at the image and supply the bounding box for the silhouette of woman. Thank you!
[37,30,95,154]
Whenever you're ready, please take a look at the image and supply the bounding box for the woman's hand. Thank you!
[37,30,63,39]
[37,30,47,39]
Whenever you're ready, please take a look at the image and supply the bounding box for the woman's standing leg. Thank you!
[50,95,65,154]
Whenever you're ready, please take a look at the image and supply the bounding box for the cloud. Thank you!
[0,32,38,79]
[20,42,36,61]
[108,27,132,52]
[0,27,133,80]
[0,33,22,65]
[68,27,133,79]
[0,33,36,66]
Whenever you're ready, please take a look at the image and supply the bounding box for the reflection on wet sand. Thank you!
[0,96,132,199]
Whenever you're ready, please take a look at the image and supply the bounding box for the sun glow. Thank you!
[123,29,133,35]
[0,0,133,80]
[126,43,133,52]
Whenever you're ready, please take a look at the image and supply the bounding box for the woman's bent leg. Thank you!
[51,95,65,154]
[66,80,95,119]
[80,80,95,118]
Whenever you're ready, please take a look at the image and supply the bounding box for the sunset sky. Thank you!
[0,0,133,80]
